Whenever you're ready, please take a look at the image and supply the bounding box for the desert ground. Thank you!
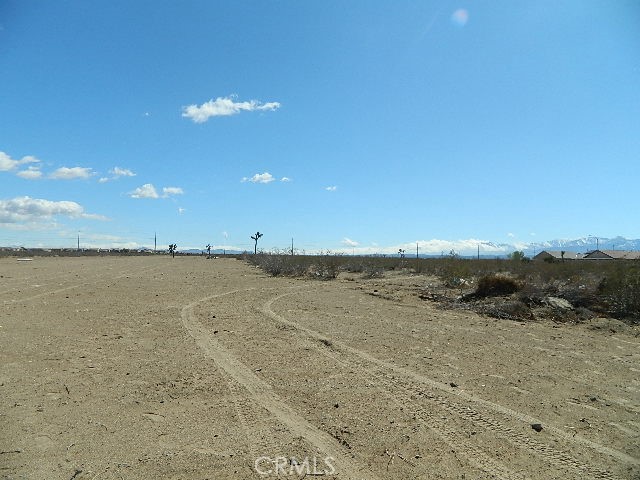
[0,256,638,480]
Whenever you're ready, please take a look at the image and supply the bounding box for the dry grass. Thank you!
[245,253,640,323]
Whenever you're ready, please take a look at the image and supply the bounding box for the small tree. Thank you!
[561,250,566,263]
[251,231,263,254]
[398,249,405,258]
[206,244,212,258]
[509,250,525,262]
[169,244,177,258]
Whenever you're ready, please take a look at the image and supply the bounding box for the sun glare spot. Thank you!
[451,9,469,27]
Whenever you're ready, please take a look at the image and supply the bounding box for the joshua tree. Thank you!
[206,244,212,258]
[250,231,263,254]
[561,250,566,263]
[398,248,405,258]
[169,244,177,258]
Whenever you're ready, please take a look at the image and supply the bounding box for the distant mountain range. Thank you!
[175,238,639,257]
[523,236,639,253]
[464,236,639,258]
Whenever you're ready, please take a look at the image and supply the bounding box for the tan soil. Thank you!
[1,256,638,479]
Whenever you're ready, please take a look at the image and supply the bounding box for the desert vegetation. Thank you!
[246,252,640,323]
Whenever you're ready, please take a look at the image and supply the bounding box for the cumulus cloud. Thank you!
[99,166,136,183]
[129,184,184,199]
[0,151,40,172]
[280,177,292,182]
[325,186,337,191]
[50,166,94,180]
[162,186,184,197]
[129,183,159,199]
[182,95,281,123]
[342,237,359,247]
[0,196,106,225]
[241,172,275,184]
[16,166,43,180]
[110,167,136,178]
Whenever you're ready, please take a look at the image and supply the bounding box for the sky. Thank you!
[1,1,639,255]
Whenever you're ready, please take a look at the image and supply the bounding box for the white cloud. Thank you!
[16,166,43,180]
[329,238,513,256]
[280,177,292,182]
[242,172,275,184]
[182,95,281,123]
[99,166,136,183]
[342,237,359,247]
[129,183,159,199]
[162,186,184,197]
[325,186,337,191]
[50,166,94,180]
[507,232,515,238]
[129,184,184,199]
[0,152,40,172]
[110,167,136,178]
[0,196,106,225]
[178,207,186,215]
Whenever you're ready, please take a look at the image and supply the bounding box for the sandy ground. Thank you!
[0,256,638,480]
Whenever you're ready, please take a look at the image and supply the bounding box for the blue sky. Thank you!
[1,1,638,254]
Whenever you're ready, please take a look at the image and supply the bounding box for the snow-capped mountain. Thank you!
[526,236,640,253]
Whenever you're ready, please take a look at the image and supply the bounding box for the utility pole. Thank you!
[477,244,480,260]
[154,232,157,253]
[77,233,80,251]
[291,238,294,256]
[416,242,419,259]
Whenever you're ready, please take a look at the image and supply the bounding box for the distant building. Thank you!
[582,249,640,260]
[533,250,585,261]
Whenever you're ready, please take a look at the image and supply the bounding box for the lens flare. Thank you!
[451,9,469,27]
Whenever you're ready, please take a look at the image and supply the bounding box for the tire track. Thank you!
[261,290,633,478]
[255,299,526,480]
[181,289,379,480]
[226,376,281,461]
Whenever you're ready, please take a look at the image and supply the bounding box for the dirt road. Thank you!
[1,256,638,479]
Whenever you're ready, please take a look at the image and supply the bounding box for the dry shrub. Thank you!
[361,264,385,278]
[516,283,545,307]
[248,253,310,277]
[311,254,342,280]
[597,263,640,321]
[475,275,521,297]
[482,300,532,320]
